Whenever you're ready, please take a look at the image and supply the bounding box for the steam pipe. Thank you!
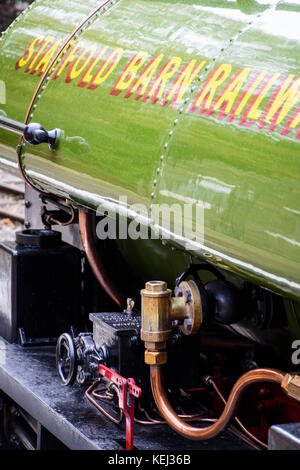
[150,365,285,440]
[79,209,126,309]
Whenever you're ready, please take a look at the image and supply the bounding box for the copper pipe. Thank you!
[150,365,285,440]
[211,379,268,448]
[85,380,123,425]
[228,425,261,450]
[209,377,268,449]
[79,209,126,308]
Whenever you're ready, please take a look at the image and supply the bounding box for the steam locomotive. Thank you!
[0,0,299,451]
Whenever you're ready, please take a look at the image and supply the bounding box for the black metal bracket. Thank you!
[0,115,60,150]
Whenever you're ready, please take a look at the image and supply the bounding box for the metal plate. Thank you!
[268,423,300,450]
[0,337,252,450]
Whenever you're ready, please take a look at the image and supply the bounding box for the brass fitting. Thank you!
[141,280,203,365]
[174,280,202,336]
[141,281,172,365]
[281,373,300,403]
[144,350,168,365]
[141,281,172,346]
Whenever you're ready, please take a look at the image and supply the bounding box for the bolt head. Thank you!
[145,281,167,292]
[184,289,192,303]
[144,350,167,365]
[174,286,183,297]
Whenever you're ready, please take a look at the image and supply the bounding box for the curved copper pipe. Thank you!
[150,365,285,440]
[209,377,267,448]
[79,209,126,309]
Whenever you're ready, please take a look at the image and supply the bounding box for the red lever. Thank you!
[99,364,142,450]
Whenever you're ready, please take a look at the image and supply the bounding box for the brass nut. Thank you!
[281,373,300,403]
[144,350,167,365]
[145,281,167,292]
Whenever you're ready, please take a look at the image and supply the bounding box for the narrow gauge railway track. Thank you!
[0,173,25,227]
[0,182,25,198]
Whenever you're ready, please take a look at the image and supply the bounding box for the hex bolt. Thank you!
[184,289,192,304]
[10,406,19,416]
[184,318,192,332]
[130,335,138,346]
[174,286,183,297]
[10,434,21,447]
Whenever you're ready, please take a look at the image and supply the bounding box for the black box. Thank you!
[0,229,82,344]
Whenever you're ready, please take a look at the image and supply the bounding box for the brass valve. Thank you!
[141,281,172,365]
[141,280,202,365]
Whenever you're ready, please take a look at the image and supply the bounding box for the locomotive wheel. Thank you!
[56,333,77,386]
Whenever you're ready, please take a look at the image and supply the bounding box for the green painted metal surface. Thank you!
[0,0,299,301]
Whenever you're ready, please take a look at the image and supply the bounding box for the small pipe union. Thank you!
[281,373,300,403]
[145,350,167,365]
